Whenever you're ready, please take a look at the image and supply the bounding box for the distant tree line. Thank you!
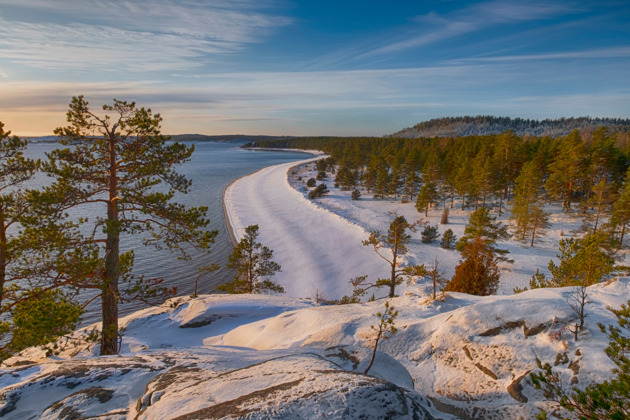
[390,116,630,138]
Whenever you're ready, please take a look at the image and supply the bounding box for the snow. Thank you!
[3,279,629,418]
[2,153,630,418]
[224,156,389,300]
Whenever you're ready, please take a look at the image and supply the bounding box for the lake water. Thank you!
[23,141,312,324]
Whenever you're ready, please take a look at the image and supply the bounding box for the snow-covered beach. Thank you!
[223,155,390,299]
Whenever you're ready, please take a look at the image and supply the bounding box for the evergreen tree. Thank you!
[457,207,510,253]
[0,122,37,308]
[415,182,438,216]
[364,301,398,375]
[530,232,616,288]
[0,123,84,359]
[1,289,82,357]
[360,214,424,298]
[511,160,550,246]
[421,225,439,243]
[374,165,390,199]
[308,183,329,199]
[454,158,473,209]
[38,96,217,355]
[388,165,402,200]
[351,189,361,200]
[402,167,419,203]
[472,151,494,209]
[445,236,500,296]
[218,225,283,294]
[545,131,587,213]
[584,178,614,234]
[492,131,524,215]
[335,165,357,191]
[440,229,457,249]
[363,157,379,193]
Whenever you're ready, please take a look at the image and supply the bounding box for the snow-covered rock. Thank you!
[1,279,628,419]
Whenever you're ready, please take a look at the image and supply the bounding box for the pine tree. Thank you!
[457,207,510,253]
[416,182,438,216]
[361,213,424,298]
[445,236,500,296]
[402,167,419,203]
[421,225,439,243]
[308,183,329,199]
[364,301,398,375]
[440,229,457,249]
[218,225,283,294]
[388,165,402,200]
[37,96,217,355]
[510,160,550,246]
[472,151,494,209]
[584,178,614,234]
[545,130,587,213]
[0,122,37,308]
[492,131,523,215]
[531,232,616,288]
[549,233,616,287]
[0,122,84,360]
[374,165,390,199]
[335,165,357,191]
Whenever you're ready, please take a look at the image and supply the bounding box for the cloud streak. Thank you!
[361,0,572,59]
[0,0,291,72]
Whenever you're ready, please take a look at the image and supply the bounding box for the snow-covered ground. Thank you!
[2,155,629,419]
[2,279,629,419]
[224,156,389,299]
[272,159,627,296]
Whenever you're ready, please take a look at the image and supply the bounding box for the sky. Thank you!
[0,0,629,137]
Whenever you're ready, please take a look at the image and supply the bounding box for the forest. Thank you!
[247,127,630,252]
[390,116,630,138]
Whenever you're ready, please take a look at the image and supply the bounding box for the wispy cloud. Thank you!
[460,46,630,63]
[360,1,572,59]
[0,0,291,72]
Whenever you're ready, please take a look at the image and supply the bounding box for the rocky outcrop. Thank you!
[0,348,441,420]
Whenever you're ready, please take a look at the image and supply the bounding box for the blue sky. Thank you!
[1,0,628,136]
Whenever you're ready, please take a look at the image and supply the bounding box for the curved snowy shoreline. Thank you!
[223,156,389,299]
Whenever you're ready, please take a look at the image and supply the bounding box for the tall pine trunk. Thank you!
[101,136,120,356]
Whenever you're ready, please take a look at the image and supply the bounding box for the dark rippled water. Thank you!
[23,141,312,323]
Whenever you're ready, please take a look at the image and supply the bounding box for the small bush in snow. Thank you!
[441,229,457,249]
[308,183,329,199]
[421,225,439,243]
